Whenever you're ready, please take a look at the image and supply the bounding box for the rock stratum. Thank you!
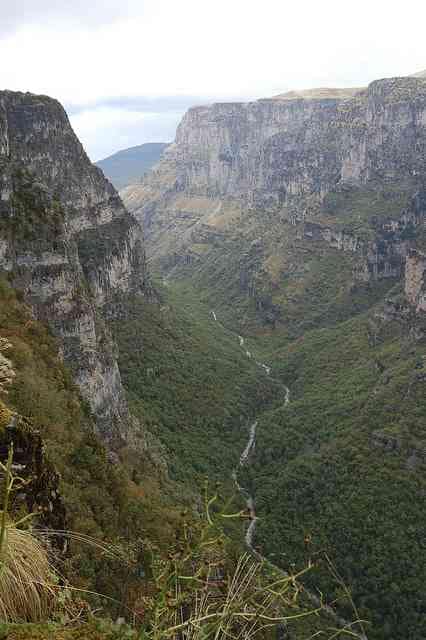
[0,91,149,444]
[125,77,426,208]
[123,76,426,322]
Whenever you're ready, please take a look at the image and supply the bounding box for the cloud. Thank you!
[1,0,425,158]
[70,105,181,161]
[0,0,144,35]
[66,95,213,117]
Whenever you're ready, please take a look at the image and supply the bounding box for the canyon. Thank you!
[121,74,426,639]
[0,75,425,639]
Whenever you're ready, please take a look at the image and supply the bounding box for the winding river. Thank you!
[211,310,367,639]
[211,311,289,553]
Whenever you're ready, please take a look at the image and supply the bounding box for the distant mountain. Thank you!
[96,142,169,190]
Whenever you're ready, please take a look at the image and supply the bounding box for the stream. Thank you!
[211,311,288,553]
[211,310,367,639]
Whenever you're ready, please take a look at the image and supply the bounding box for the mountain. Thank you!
[122,75,426,639]
[96,142,169,190]
[0,91,154,444]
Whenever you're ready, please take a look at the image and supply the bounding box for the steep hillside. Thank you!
[96,142,169,190]
[0,276,184,617]
[0,90,151,445]
[122,75,426,639]
[0,88,276,528]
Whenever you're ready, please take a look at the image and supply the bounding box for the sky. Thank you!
[1,0,425,161]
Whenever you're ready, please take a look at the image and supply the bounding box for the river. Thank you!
[211,310,367,639]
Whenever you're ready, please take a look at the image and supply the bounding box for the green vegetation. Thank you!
[243,302,426,639]
[0,275,182,618]
[0,438,338,639]
[1,147,425,638]
[321,181,415,239]
[150,177,426,639]
[112,287,282,487]
[0,168,64,251]
[1,272,329,638]
[136,487,328,640]
[0,620,136,640]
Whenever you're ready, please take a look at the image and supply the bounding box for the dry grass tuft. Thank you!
[0,444,59,623]
[0,524,57,622]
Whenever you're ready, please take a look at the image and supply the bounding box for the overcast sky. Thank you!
[1,0,425,160]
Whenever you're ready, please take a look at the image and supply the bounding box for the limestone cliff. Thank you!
[122,76,426,322]
[123,76,426,640]
[0,91,149,444]
[147,77,426,204]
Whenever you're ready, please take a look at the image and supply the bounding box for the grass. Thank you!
[0,526,56,623]
[0,447,58,623]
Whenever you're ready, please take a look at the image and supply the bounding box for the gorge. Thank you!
[0,73,425,640]
[122,74,426,639]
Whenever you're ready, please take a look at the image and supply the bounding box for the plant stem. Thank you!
[0,443,13,566]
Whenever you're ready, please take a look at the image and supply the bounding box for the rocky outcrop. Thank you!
[302,189,426,284]
[371,430,426,470]
[123,77,426,300]
[0,337,15,392]
[0,413,67,534]
[0,91,149,443]
[125,77,426,215]
[405,249,426,312]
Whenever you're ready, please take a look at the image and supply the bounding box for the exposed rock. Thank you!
[123,77,426,300]
[0,91,149,444]
[0,413,67,535]
[405,249,426,312]
[371,430,402,452]
[125,77,426,216]
[0,337,15,392]
[371,430,426,470]
[303,189,426,284]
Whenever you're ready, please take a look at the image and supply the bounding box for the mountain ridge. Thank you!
[96,142,169,190]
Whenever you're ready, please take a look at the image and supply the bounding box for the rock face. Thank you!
[0,91,149,444]
[405,249,426,312]
[303,189,426,284]
[125,77,426,212]
[123,76,426,319]
[0,414,67,535]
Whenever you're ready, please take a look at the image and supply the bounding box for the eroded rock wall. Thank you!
[0,91,149,443]
[129,77,426,214]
